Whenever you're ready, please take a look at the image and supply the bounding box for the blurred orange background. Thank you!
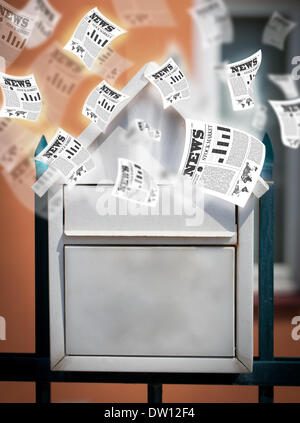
[0,0,299,403]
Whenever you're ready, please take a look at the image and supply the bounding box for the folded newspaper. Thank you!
[0,0,36,66]
[189,0,233,48]
[145,57,190,109]
[34,129,95,196]
[226,50,262,111]
[92,46,133,85]
[31,41,87,125]
[269,98,300,149]
[82,80,129,131]
[64,8,126,70]
[179,119,266,207]
[262,11,296,50]
[112,158,159,207]
[0,72,42,121]
[23,0,61,49]
[111,0,175,28]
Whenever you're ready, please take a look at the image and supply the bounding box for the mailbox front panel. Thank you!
[64,246,235,357]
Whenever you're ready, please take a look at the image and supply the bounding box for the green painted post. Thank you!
[258,133,274,403]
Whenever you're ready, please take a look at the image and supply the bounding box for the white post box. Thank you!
[48,66,254,374]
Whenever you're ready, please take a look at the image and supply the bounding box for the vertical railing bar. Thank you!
[259,385,274,403]
[258,184,274,403]
[258,183,274,361]
[35,193,51,403]
[148,383,163,403]
[258,133,275,403]
[36,380,51,403]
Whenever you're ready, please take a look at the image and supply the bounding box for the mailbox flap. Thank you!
[63,184,237,238]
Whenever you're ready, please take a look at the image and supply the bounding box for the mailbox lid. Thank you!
[64,246,235,357]
[64,185,237,238]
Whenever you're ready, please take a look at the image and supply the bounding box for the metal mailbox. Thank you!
[48,66,254,373]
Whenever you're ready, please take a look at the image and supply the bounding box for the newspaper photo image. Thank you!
[112,157,159,207]
[269,98,300,149]
[145,57,190,109]
[268,74,299,100]
[189,0,233,48]
[23,0,61,49]
[92,46,133,85]
[0,0,36,66]
[34,128,95,185]
[111,0,175,28]
[64,7,126,70]
[262,11,296,50]
[179,119,266,207]
[0,72,42,121]
[31,42,87,124]
[82,80,129,131]
[226,50,262,111]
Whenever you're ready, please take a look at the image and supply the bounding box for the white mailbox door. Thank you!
[64,246,235,357]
